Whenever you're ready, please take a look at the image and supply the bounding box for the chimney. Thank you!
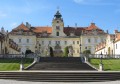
[91,23,95,25]
[75,23,77,28]
[26,22,31,28]
[106,30,109,34]
[115,30,118,33]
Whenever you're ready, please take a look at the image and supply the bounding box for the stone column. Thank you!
[99,63,103,71]
[20,63,24,71]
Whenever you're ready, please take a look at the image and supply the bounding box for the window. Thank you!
[56,32,59,36]
[116,44,117,49]
[95,38,98,43]
[77,41,79,44]
[88,39,91,43]
[19,39,21,43]
[65,41,67,45]
[27,39,29,43]
[56,26,60,30]
[56,41,60,45]
[49,41,51,45]
[37,41,39,44]
[42,41,44,45]
[56,41,57,45]
[73,41,75,44]
[58,41,60,45]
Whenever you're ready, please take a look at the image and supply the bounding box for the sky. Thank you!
[0,0,120,34]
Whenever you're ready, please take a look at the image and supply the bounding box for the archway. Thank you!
[54,44,63,57]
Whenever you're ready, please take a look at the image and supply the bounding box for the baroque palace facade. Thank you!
[8,10,107,57]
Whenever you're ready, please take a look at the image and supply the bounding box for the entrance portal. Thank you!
[54,44,63,57]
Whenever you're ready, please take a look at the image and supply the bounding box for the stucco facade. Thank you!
[8,10,107,57]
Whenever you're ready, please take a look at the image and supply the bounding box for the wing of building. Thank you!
[95,30,120,56]
[0,27,20,55]
[9,10,107,57]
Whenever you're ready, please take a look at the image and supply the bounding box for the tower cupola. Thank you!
[54,10,62,19]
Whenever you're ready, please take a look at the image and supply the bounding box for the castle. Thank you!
[1,10,116,57]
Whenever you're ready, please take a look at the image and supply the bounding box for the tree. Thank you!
[50,47,54,57]
[83,50,91,54]
[64,46,69,57]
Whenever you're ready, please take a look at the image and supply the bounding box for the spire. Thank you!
[1,27,5,34]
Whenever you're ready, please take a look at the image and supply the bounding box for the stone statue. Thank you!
[68,46,73,57]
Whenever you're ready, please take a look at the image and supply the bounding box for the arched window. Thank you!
[56,32,59,36]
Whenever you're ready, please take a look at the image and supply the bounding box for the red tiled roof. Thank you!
[64,27,85,36]
[11,23,104,36]
[33,27,52,33]
[13,23,29,31]
[85,23,101,31]
[115,33,120,42]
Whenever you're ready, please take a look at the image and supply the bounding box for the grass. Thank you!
[0,58,33,71]
[89,58,120,71]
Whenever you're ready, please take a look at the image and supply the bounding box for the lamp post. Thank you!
[99,52,103,71]
[39,44,41,55]
[35,46,37,54]
[80,44,82,55]
[100,52,103,64]
[20,52,24,71]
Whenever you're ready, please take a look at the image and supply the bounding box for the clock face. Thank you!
[56,26,60,30]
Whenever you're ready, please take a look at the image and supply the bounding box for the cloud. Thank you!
[73,0,113,5]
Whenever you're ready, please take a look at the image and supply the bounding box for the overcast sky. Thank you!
[0,0,120,33]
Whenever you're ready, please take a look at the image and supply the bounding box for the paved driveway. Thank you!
[0,79,119,84]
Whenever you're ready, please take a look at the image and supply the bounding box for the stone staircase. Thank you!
[0,57,120,82]
[0,71,120,82]
[27,57,95,70]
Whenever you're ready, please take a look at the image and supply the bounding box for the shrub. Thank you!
[83,50,91,54]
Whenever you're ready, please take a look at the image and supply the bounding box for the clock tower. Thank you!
[51,10,66,37]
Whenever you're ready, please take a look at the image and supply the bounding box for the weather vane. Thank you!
[57,6,60,11]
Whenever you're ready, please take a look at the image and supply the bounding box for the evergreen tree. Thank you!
[50,47,54,57]
[64,46,69,57]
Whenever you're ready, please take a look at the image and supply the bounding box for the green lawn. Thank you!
[89,58,120,71]
[0,58,33,71]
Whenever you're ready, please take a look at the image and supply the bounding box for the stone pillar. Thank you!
[20,63,24,71]
[84,56,88,63]
[34,57,39,63]
[99,63,103,71]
